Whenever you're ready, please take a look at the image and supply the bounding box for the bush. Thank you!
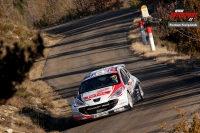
[128,0,141,7]
[160,106,200,132]
[16,87,32,99]
[13,27,22,36]
[0,21,14,32]
[14,0,27,15]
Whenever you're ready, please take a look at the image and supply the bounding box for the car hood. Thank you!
[81,86,114,106]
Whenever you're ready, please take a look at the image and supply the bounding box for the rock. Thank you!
[2,118,5,120]
[7,106,18,111]
[6,129,13,133]
[3,110,11,114]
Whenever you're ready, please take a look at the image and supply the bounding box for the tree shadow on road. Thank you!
[0,33,44,103]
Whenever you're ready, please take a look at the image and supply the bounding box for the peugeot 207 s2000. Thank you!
[71,64,144,121]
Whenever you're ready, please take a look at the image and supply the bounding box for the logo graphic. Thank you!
[168,9,199,28]
[169,9,198,21]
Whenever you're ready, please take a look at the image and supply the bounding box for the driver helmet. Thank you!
[110,75,118,83]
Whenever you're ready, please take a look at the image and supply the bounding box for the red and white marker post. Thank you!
[146,26,156,51]
[139,20,147,45]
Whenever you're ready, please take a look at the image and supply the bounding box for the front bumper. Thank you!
[73,105,129,121]
[71,98,129,121]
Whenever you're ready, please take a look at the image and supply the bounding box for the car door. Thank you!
[122,68,135,89]
[120,69,134,95]
[123,68,142,100]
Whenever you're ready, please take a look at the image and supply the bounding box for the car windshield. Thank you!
[79,73,120,94]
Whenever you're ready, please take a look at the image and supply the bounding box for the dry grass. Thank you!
[0,18,37,49]
[130,42,190,64]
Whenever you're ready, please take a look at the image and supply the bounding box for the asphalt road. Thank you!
[42,8,200,133]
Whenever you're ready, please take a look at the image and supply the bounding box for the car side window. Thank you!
[122,68,130,78]
[120,69,129,85]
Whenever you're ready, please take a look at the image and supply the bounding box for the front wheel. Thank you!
[127,91,133,109]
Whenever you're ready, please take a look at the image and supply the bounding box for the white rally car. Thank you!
[71,64,144,121]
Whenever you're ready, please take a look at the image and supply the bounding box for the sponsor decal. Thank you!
[114,107,125,112]
[97,88,110,92]
[108,84,124,98]
[87,104,108,110]
[118,100,127,106]
[128,86,132,92]
[84,91,111,100]
[96,71,105,76]
[93,111,109,118]
[108,68,118,73]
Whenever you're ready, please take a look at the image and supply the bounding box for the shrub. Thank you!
[160,106,200,132]
[0,21,14,32]
[16,87,32,99]
[13,27,22,36]
[14,0,27,15]
[128,0,141,7]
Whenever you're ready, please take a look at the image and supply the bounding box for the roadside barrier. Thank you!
[146,26,156,51]
[139,20,147,45]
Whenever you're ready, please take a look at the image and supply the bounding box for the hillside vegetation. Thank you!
[0,0,125,27]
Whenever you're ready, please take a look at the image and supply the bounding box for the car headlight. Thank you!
[74,98,85,107]
[74,95,85,107]
[110,87,123,98]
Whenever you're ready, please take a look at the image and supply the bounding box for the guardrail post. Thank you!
[146,26,156,51]
[139,20,147,45]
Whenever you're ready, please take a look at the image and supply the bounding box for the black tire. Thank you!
[138,84,144,101]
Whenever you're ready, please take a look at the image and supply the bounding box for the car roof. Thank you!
[82,64,125,81]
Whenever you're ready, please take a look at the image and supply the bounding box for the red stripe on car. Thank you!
[74,115,92,121]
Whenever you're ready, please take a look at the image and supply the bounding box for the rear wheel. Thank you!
[127,91,133,109]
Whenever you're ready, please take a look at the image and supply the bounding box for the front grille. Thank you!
[79,99,118,115]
